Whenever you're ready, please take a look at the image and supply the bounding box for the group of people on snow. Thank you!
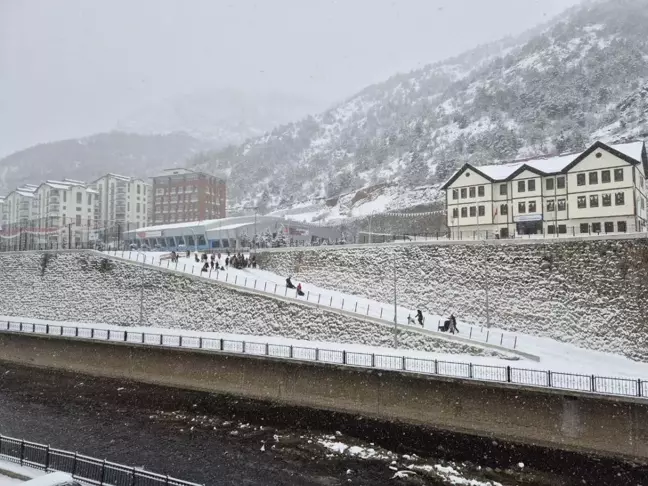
[286,276,305,296]
[407,310,459,334]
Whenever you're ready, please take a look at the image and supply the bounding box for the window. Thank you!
[137,185,141,194]
[589,172,598,185]
[557,199,566,211]
[615,192,625,205]
[76,192,82,204]
[580,223,589,234]
[469,206,476,217]
[590,195,599,208]
[469,187,476,198]
[577,174,586,186]
[546,178,554,191]
[87,194,92,205]
[529,201,537,212]
[558,224,567,234]
[547,225,555,235]
[517,181,525,193]
[602,194,612,207]
[592,222,601,233]
[499,184,507,196]
[452,208,458,218]
[518,202,526,213]
[500,204,508,215]
[604,222,614,233]
[136,203,141,212]
[460,188,467,199]
[452,189,458,200]
[478,205,485,217]
[62,215,66,225]
[528,179,536,192]
[614,168,624,182]
[577,196,586,209]
[75,215,81,226]
[557,176,565,189]
[63,192,67,202]
[618,221,627,233]
[642,198,646,210]
[478,186,485,197]
[461,207,467,218]
[547,200,555,212]
[602,170,611,183]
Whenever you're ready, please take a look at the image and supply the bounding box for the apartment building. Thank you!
[151,168,226,225]
[443,140,648,237]
[90,174,150,229]
[34,180,99,229]
[1,185,39,227]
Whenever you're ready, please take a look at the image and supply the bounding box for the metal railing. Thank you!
[0,434,202,486]
[107,250,517,350]
[2,319,646,400]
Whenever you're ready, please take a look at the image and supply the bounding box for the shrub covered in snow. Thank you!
[257,236,648,362]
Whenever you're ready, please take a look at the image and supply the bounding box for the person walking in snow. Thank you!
[416,309,424,328]
[186,249,190,258]
[449,314,459,334]
[210,253,215,270]
[407,315,415,326]
[194,253,199,263]
[296,283,305,297]
[225,256,229,268]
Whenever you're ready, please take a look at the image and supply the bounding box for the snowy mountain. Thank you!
[115,89,324,146]
[0,132,213,193]
[192,0,648,216]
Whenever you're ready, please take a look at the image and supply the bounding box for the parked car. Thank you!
[23,472,82,485]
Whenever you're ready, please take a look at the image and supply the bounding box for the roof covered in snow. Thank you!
[443,140,646,189]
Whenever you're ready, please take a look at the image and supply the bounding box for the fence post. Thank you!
[341,299,344,309]
[469,327,472,339]
[199,337,203,349]
[220,338,224,351]
[265,343,269,355]
[380,308,383,318]
[289,345,293,358]
[100,459,106,485]
[107,329,111,340]
[330,296,333,306]
[402,356,406,370]
[354,302,358,312]
[124,331,128,342]
[72,452,78,476]
[371,354,375,367]
[591,374,596,392]
[315,348,319,361]
[500,333,504,346]
[179,335,183,347]
[486,330,490,343]
[366,305,370,316]
[506,366,512,382]
[91,328,94,339]
[244,277,247,286]
[342,350,346,364]
[548,370,552,387]
[434,359,438,374]
[284,286,288,296]
[45,445,50,471]
[514,336,518,349]
[130,467,137,486]
[318,294,321,304]
[242,341,246,353]
[469,363,473,378]
[46,324,49,334]
[141,332,145,344]
[20,440,24,465]
[264,282,267,292]
[160,334,163,345]
[638,379,642,397]
[254,280,257,289]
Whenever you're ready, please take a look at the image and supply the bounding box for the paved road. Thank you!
[0,363,644,485]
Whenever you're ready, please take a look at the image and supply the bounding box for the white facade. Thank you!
[443,141,648,238]
[34,180,99,230]
[90,173,150,230]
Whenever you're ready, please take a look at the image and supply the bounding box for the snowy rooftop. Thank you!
[134,218,227,232]
[475,141,645,181]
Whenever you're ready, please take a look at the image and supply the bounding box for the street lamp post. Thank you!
[136,251,145,326]
[484,241,491,328]
[368,210,376,244]
[187,227,198,253]
[393,250,398,347]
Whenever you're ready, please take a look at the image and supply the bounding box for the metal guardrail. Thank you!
[0,434,202,486]
[106,249,518,350]
[2,320,646,400]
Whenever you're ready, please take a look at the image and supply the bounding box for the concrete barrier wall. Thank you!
[257,235,648,361]
[0,332,646,462]
[0,251,492,356]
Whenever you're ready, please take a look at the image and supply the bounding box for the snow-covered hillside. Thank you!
[193,0,648,214]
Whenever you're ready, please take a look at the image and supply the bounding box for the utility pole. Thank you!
[393,250,398,347]
[484,241,491,328]
[68,223,72,249]
[138,252,145,326]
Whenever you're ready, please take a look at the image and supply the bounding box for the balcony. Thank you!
[48,196,60,204]
[48,205,61,213]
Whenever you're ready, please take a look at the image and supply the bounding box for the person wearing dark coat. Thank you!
[286,276,296,289]
[225,257,230,268]
[194,253,199,263]
[416,310,424,327]
[449,314,459,334]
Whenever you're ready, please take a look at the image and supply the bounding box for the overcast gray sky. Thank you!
[0,0,583,156]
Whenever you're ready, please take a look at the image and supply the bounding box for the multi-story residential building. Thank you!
[90,174,150,230]
[2,185,39,227]
[34,180,99,229]
[443,140,648,238]
[151,168,226,225]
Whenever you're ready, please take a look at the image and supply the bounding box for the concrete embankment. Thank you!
[0,331,646,463]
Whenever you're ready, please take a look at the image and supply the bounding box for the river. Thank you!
[0,363,644,485]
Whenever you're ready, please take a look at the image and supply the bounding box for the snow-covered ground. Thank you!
[98,250,648,381]
[104,250,520,351]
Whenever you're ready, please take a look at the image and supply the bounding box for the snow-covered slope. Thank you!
[193,0,648,213]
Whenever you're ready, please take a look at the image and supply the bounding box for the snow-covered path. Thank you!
[97,250,648,380]
[103,250,519,350]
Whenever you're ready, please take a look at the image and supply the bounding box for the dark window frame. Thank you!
[469,187,476,198]
[614,168,624,182]
[577,173,586,186]
[546,178,554,191]
[517,181,525,193]
[577,196,586,209]
[601,170,611,183]
[478,186,485,197]
[528,179,536,192]
[602,194,612,207]
[500,204,508,215]
[518,202,526,213]
[589,195,599,208]
[528,200,537,212]
[499,184,507,196]
[589,172,598,185]
[557,176,566,189]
